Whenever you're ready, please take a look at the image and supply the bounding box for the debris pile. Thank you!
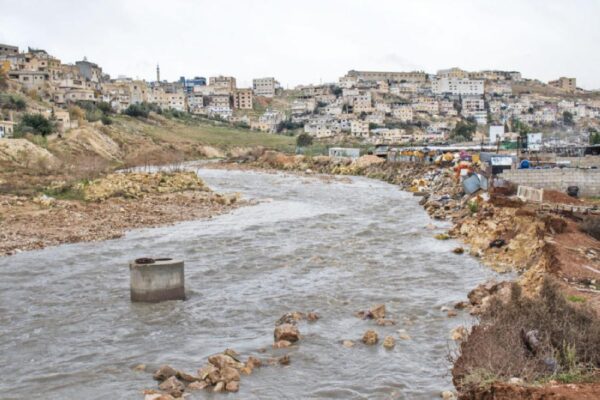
[83,171,209,201]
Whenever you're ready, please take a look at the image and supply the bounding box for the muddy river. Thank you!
[0,169,498,399]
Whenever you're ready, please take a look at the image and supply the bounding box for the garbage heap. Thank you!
[82,171,209,201]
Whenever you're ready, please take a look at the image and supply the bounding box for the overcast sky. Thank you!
[1,0,599,89]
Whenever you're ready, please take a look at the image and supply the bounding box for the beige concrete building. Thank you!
[345,70,427,83]
[209,76,236,94]
[392,105,413,122]
[350,119,370,138]
[436,67,469,79]
[208,94,232,109]
[353,93,373,113]
[8,70,49,90]
[549,77,576,92]
[233,88,253,109]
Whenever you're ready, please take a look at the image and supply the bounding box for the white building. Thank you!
[489,125,504,143]
[252,77,279,97]
[431,77,484,96]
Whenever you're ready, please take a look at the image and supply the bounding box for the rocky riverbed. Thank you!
[0,166,496,399]
[0,171,245,256]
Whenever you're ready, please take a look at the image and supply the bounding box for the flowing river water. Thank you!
[0,168,498,399]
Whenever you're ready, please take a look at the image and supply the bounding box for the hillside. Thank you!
[0,92,295,195]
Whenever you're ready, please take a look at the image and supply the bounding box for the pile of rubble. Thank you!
[145,349,261,398]
[144,311,319,398]
[82,171,209,201]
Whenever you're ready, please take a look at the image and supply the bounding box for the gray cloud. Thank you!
[1,0,598,89]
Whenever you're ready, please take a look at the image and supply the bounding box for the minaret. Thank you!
[156,64,160,83]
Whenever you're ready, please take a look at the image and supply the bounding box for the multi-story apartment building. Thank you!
[439,100,457,116]
[208,94,232,109]
[392,105,413,122]
[461,97,485,113]
[353,93,373,113]
[252,109,284,132]
[413,98,439,114]
[350,119,370,138]
[233,88,253,109]
[252,77,279,97]
[431,77,484,96]
[209,76,236,94]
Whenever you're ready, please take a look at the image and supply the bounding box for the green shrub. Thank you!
[122,102,160,118]
[0,94,27,111]
[16,113,56,136]
[296,133,313,147]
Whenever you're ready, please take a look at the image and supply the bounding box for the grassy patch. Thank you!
[43,182,86,201]
[567,295,586,303]
[113,115,295,152]
[462,369,501,389]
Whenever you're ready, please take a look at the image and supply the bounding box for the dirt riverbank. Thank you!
[0,171,247,256]
[212,150,600,399]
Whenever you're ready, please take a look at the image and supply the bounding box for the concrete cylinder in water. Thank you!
[129,258,185,302]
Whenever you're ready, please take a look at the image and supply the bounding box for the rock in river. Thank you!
[362,330,379,345]
[274,323,300,343]
[153,365,177,381]
[158,376,184,397]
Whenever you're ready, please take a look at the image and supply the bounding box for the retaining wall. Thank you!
[498,168,600,197]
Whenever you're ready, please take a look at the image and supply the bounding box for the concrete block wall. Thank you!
[498,168,600,197]
[555,156,600,168]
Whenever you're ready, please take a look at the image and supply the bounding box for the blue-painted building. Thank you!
[179,76,207,94]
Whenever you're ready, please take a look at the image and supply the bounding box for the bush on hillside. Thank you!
[16,113,56,136]
[122,102,160,118]
[453,279,600,390]
[101,115,113,125]
[296,133,313,147]
[0,94,27,111]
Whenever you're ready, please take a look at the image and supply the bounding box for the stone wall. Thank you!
[498,168,600,197]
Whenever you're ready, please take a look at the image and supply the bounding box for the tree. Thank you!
[17,113,56,136]
[590,128,600,145]
[296,133,313,147]
[563,111,574,125]
[96,101,114,114]
[450,119,476,142]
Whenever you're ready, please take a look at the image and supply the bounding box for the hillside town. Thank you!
[1,43,599,151]
[2,33,600,400]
